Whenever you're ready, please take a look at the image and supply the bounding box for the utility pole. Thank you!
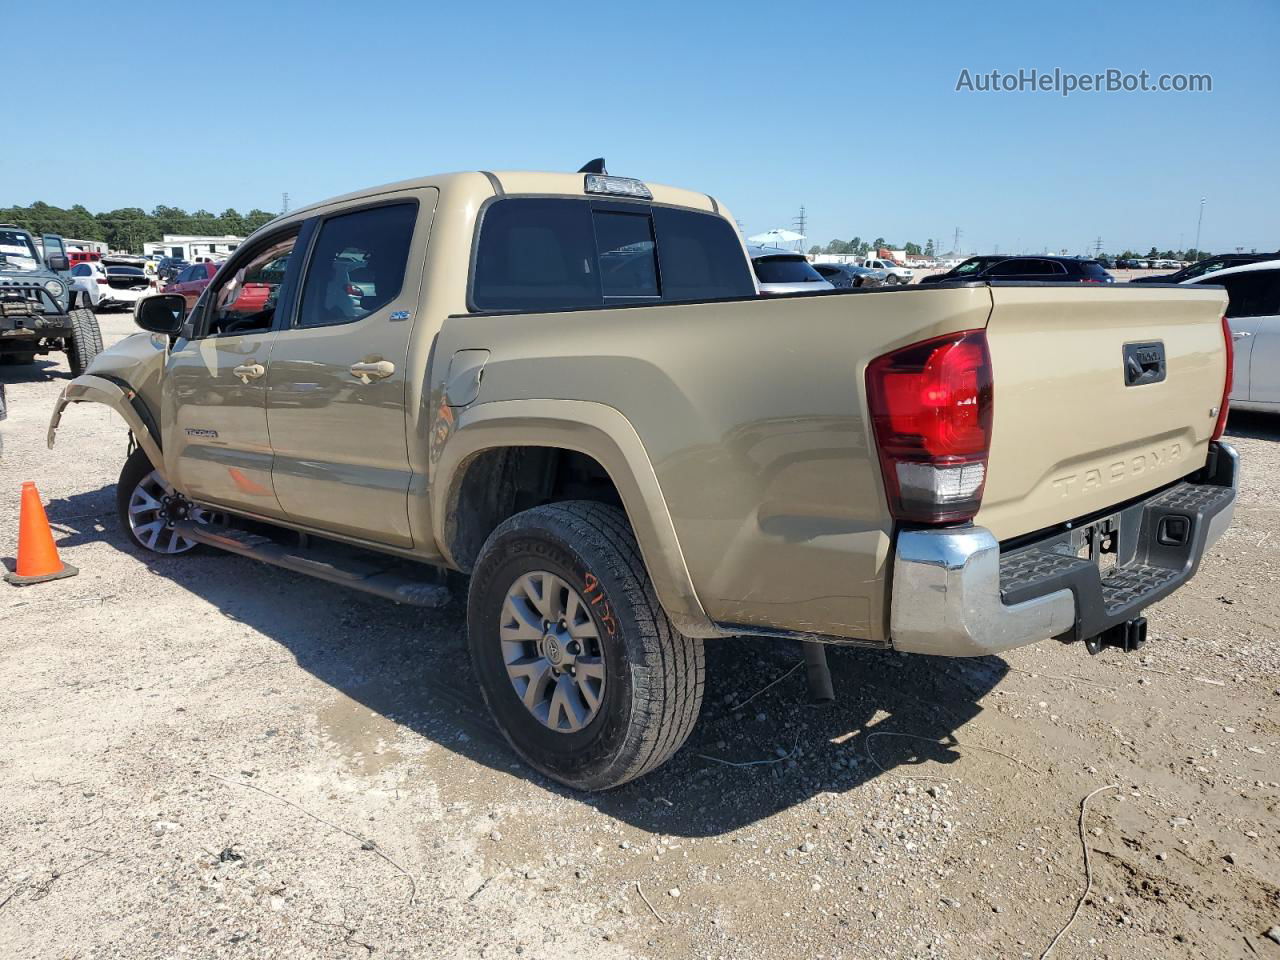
[1193,197,1205,256]
[794,205,807,251]
[952,226,962,256]
[282,192,291,215]
[1093,236,1104,257]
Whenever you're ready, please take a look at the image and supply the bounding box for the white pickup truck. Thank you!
[861,256,915,284]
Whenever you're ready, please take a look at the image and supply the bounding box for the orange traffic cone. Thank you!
[5,482,78,585]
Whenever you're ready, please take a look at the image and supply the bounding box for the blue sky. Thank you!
[8,0,1277,255]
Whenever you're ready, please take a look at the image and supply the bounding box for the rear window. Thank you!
[107,266,145,276]
[471,198,754,312]
[593,210,659,299]
[651,207,754,301]
[752,255,824,284]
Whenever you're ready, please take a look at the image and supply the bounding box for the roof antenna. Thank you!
[578,158,607,174]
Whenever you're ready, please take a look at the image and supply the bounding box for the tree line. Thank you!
[807,237,928,257]
[0,202,279,253]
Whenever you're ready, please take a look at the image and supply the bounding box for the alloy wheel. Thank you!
[127,470,220,554]
[500,571,606,733]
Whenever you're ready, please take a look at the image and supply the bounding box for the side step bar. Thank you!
[175,522,451,608]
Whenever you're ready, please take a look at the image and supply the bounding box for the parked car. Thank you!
[68,262,103,308]
[50,165,1236,791]
[163,261,221,311]
[1183,259,1280,411]
[812,262,888,288]
[746,245,834,295]
[918,255,1114,284]
[71,262,150,311]
[156,257,190,284]
[1131,252,1277,285]
[860,257,914,284]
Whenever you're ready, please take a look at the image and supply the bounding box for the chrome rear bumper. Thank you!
[890,442,1238,657]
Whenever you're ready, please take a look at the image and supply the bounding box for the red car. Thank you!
[162,260,277,316]
[162,261,220,311]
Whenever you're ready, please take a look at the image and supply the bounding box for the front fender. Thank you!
[432,398,719,638]
[49,374,166,483]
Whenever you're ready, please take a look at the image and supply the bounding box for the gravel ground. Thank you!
[1,309,1278,960]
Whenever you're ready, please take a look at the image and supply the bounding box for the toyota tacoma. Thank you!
[48,163,1238,789]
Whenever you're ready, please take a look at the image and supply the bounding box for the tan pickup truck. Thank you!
[48,164,1238,790]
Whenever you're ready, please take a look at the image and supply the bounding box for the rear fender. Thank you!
[432,398,718,638]
[48,374,167,484]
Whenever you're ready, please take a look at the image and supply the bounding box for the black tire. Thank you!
[467,501,704,790]
[66,307,103,377]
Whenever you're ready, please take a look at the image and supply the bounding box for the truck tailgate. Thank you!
[976,284,1229,542]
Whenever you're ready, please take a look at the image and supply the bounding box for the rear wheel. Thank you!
[65,307,103,377]
[468,501,704,790]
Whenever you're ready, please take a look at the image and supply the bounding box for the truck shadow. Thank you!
[38,485,1005,839]
[1225,410,1280,443]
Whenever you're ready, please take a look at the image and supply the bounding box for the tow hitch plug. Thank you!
[1084,616,1148,656]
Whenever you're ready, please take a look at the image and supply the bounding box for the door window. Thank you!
[1206,270,1280,318]
[204,231,299,337]
[296,202,418,328]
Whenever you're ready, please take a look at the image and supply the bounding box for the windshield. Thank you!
[0,229,40,272]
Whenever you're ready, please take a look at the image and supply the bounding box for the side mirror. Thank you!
[134,294,187,335]
[46,254,69,272]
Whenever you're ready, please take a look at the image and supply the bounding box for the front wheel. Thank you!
[116,448,219,555]
[467,501,704,790]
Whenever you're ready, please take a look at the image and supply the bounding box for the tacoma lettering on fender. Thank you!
[48,163,1237,790]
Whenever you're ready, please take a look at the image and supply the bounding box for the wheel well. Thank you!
[444,446,624,572]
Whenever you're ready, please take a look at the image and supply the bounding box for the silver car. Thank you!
[747,245,835,295]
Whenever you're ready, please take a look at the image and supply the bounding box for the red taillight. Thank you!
[96,277,107,285]
[1212,313,1232,441]
[866,329,994,524]
[346,284,362,297]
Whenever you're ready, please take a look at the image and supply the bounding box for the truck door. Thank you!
[162,225,304,518]
[262,189,437,548]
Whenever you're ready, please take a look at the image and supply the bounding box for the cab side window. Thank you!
[204,231,299,337]
[297,203,417,328]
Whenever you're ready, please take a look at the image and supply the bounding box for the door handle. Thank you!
[1231,331,1252,340]
[232,362,265,383]
[349,359,396,384]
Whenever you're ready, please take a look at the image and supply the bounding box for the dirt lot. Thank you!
[1,309,1278,960]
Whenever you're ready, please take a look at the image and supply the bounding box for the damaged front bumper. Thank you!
[890,442,1238,657]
